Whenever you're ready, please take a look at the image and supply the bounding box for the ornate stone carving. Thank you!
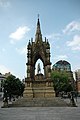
[23,17,55,98]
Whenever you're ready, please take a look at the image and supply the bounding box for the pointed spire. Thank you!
[37,18,40,27]
[36,14,41,34]
[35,14,42,43]
[37,14,40,27]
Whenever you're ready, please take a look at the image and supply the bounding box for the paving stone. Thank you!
[0,98,80,120]
[0,107,80,120]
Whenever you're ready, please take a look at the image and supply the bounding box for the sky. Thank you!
[0,0,80,79]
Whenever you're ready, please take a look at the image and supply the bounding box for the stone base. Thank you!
[9,97,70,107]
[32,86,55,98]
[23,87,33,98]
[23,77,55,98]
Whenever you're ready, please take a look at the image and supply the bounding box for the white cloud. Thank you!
[0,0,10,8]
[46,33,61,40]
[0,64,10,74]
[54,55,68,61]
[16,46,27,55]
[63,21,80,34]
[9,26,30,44]
[67,35,80,50]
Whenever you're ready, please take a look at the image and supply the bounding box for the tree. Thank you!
[3,74,25,100]
[51,71,73,96]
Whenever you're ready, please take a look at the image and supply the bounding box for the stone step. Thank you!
[9,97,70,107]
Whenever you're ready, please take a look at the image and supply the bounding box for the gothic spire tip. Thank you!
[38,14,39,19]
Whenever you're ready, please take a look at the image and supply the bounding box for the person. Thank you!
[70,92,76,107]
[75,92,77,102]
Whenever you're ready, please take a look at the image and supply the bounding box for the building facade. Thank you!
[52,60,74,88]
[0,73,6,98]
[0,72,11,98]
[52,60,71,71]
[75,69,80,93]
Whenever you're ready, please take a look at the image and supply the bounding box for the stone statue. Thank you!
[37,63,41,74]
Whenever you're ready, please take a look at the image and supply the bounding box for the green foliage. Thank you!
[51,71,73,96]
[3,74,25,98]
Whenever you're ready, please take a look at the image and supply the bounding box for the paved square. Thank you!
[0,107,80,120]
[0,98,80,120]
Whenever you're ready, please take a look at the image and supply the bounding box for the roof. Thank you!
[55,60,70,66]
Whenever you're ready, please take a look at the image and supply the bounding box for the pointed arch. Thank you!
[35,59,44,75]
[26,17,51,80]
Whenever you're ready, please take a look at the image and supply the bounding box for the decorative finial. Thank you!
[38,14,39,19]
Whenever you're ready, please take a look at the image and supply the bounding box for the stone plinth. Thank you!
[23,74,55,98]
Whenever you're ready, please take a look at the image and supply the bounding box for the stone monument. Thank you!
[8,17,70,107]
[23,16,55,98]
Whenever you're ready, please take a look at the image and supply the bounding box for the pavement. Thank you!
[0,97,80,120]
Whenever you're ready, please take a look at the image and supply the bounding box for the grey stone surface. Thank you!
[0,107,80,120]
[0,98,80,120]
[9,97,70,107]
